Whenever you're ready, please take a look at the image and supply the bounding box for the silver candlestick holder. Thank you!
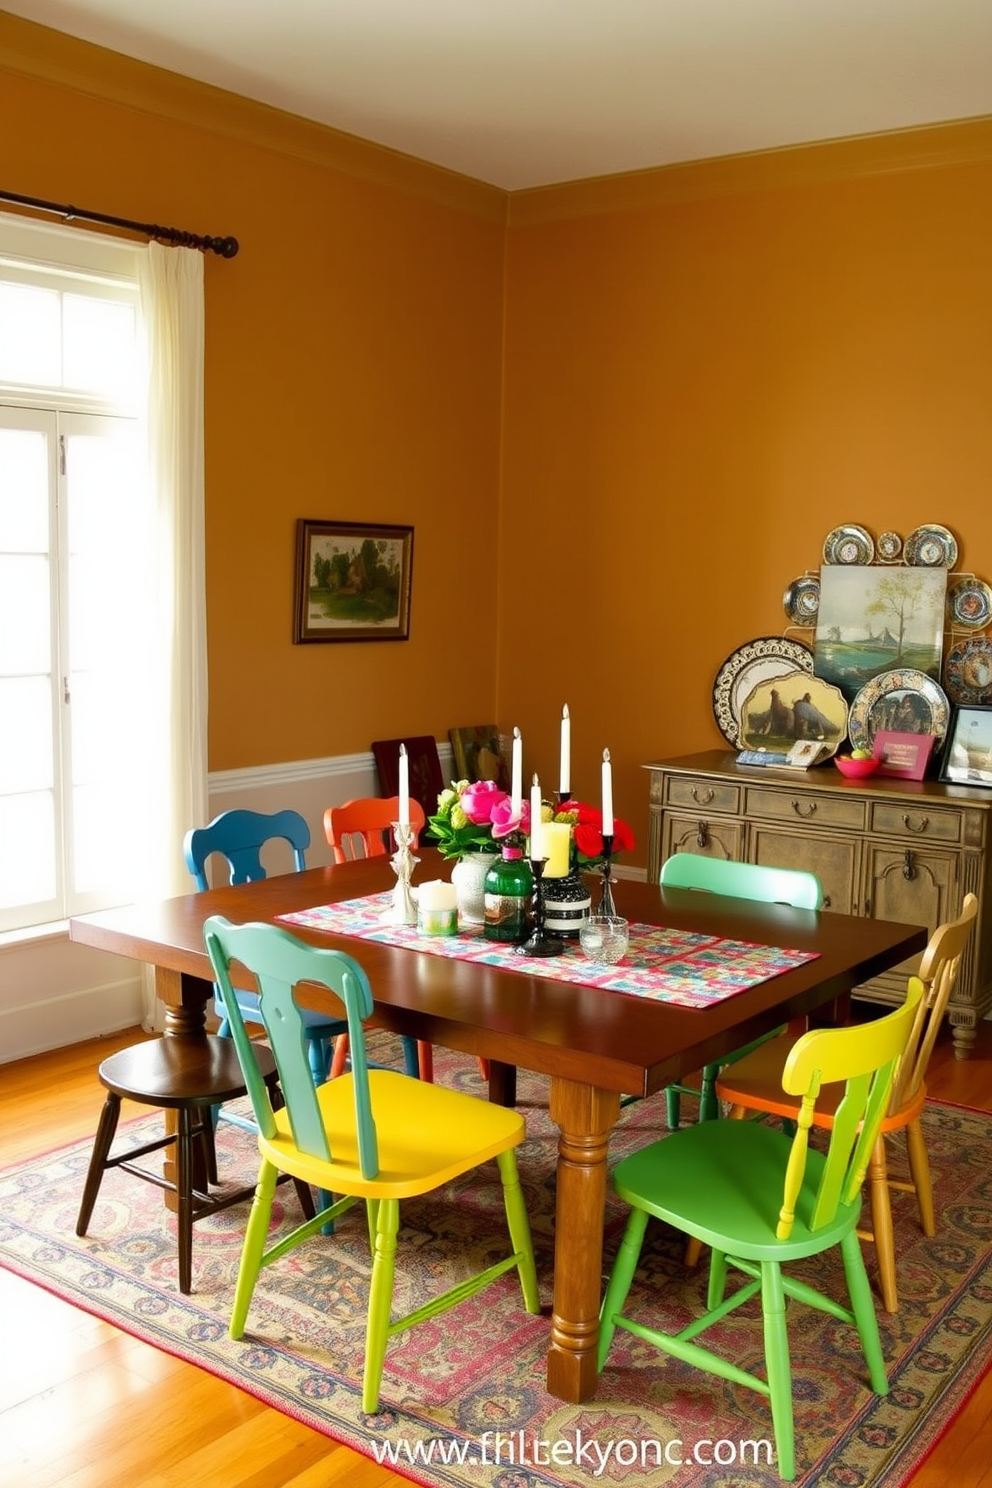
[382,821,418,925]
[597,834,617,917]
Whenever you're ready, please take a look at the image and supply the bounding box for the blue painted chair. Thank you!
[183,809,420,1090]
[203,914,539,1414]
[658,854,823,1128]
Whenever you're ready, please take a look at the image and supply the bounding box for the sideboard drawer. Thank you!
[870,801,963,844]
[666,777,741,815]
[744,785,869,831]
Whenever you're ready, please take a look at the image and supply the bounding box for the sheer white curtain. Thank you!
[136,243,209,1027]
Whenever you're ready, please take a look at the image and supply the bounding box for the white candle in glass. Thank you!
[398,743,410,830]
[601,748,614,836]
[530,774,543,860]
[511,727,523,813]
[559,704,571,797]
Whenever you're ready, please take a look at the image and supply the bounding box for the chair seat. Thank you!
[98,1034,277,1107]
[612,1118,861,1261]
[260,1068,526,1198]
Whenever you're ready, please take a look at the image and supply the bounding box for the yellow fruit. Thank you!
[851,748,872,760]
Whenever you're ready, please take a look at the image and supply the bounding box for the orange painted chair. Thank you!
[324,796,433,1081]
[713,893,978,1311]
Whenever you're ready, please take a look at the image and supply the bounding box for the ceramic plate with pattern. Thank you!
[823,525,875,566]
[905,524,958,569]
[947,576,992,631]
[712,636,814,748]
[782,574,820,626]
[877,531,903,563]
[848,668,950,754]
[944,638,992,705]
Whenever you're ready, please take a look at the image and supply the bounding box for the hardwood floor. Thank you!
[2,1023,992,1487]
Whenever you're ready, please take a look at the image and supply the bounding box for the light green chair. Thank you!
[658,854,823,1128]
[598,980,923,1482]
[202,914,540,1414]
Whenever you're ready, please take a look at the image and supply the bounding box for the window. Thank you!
[0,216,148,931]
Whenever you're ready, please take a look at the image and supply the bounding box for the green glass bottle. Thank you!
[483,846,534,944]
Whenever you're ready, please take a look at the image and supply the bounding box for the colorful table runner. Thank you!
[279,894,819,1009]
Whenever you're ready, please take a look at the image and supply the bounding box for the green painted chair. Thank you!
[658,854,823,1128]
[598,980,923,1482]
[202,914,540,1414]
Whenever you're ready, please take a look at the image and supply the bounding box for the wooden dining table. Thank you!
[69,850,927,1404]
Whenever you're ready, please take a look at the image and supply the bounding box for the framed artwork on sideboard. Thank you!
[940,706,992,787]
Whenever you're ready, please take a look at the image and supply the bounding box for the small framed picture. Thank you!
[873,730,936,781]
[294,520,413,643]
[940,706,992,786]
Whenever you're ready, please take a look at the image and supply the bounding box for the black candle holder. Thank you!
[516,856,564,957]
[597,834,618,918]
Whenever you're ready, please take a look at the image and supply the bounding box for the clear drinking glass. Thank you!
[579,915,629,964]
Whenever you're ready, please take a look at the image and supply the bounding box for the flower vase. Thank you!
[450,850,493,925]
[542,869,592,939]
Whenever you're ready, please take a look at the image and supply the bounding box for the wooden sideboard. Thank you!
[645,750,992,1057]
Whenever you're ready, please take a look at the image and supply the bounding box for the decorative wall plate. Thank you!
[905,524,958,569]
[848,668,950,754]
[711,637,814,748]
[738,673,847,758]
[782,574,820,626]
[877,531,903,562]
[947,576,992,631]
[944,638,992,705]
[823,525,875,565]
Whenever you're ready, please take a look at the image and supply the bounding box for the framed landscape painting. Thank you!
[294,520,413,642]
[814,566,946,701]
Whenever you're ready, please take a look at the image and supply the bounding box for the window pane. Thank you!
[0,555,51,674]
[0,791,56,909]
[0,281,60,386]
[0,427,50,551]
[63,294,138,401]
[72,781,137,896]
[0,676,54,792]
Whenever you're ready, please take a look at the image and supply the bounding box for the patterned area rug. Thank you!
[1,1046,991,1488]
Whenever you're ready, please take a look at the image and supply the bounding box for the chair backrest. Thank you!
[323,796,426,864]
[203,915,380,1178]
[888,892,979,1112]
[659,853,823,910]
[775,979,924,1240]
[183,809,310,890]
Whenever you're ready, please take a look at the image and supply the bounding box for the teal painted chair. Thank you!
[658,854,823,1128]
[598,981,923,1482]
[202,914,540,1414]
[184,809,420,1091]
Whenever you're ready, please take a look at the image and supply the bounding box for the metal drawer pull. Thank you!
[691,786,714,804]
[903,849,917,881]
[791,799,817,818]
[696,821,709,849]
[902,813,930,834]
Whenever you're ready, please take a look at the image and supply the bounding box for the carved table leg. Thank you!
[546,1076,621,1403]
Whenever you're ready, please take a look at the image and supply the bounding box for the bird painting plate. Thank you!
[712,637,814,748]
[905,524,958,569]
[782,574,820,626]
[944,638,992,705]
[738,673,847,758]
[848,669,950,754]
[947,576,992,631]
[823,525,875,566]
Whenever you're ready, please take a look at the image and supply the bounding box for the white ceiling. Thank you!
[8,0,992,190]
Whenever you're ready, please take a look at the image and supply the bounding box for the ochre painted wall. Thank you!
[4,15,992,867]
[499,132,992,852]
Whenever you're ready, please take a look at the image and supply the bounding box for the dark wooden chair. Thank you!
[75,1034,314,1293]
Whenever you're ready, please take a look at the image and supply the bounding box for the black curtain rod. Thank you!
[0,189,238,258]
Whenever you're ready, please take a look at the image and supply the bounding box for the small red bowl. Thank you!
[834,754,879,779]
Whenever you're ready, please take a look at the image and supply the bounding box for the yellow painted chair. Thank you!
[714,893,978,1311]
[202,915,539,1414]
[599,982,923,1482]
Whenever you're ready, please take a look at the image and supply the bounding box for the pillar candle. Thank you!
[529,774,543,860]
[541,821,571,878]
[398,743,410,829]
[559,704,571,797]
[601,748,613,836]
[511,727,522,813]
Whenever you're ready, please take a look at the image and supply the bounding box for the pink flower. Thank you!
[490,797,529,839]
[460,779,506,826]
